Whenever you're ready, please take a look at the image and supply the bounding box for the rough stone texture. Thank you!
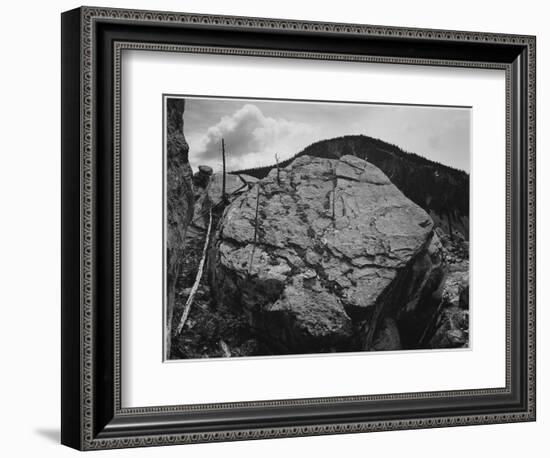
[426,257,469,349]
[210,155,436,353]
[209,173,258,207]
[389,233,448,348]
[263,276,353,351]
[199,165,214,175]
[371,318,402,351]
[166,99,194,354]
[240,134,470,241]
[428,306,469,348]
[190,172,259,231]
[193,165,213,188]
[441,260,469,309]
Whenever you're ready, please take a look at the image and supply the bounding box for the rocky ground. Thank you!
[170,167,272,358]
[425,229,469,349]
[169,155,469,359]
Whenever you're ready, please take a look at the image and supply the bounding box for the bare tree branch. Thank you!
[275,153,280,185]
[418,298,445,346]
[175,206,213,336]
[221,138,227,203]
[248,185,261,275]
[220,340,231,357]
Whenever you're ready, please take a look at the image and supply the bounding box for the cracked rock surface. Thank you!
[209,155,436,353]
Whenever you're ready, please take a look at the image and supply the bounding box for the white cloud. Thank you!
[188,104,319,172]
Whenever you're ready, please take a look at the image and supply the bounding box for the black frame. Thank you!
[61,6,536,450]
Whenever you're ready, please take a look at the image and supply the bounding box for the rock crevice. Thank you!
[165,99,195,355]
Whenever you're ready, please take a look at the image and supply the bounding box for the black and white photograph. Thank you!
[164,96,471,360]
[52,2,542,452]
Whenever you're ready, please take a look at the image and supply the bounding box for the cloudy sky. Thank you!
[172,96,471,173]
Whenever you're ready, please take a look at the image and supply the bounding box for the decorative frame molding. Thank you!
[61,6,536,450]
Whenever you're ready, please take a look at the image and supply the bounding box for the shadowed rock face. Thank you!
[166,99,194,355]
[428,259,469,348]
[210,155,437,353]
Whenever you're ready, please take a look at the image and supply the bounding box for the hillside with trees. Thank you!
[234,135,469,238]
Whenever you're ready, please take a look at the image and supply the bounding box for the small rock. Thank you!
[429,307,469,348]
[199,165,213,175]
[193,165,214,188]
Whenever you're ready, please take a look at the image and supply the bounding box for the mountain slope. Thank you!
[234,135,469,239]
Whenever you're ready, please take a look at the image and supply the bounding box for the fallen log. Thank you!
[175,205,213,336]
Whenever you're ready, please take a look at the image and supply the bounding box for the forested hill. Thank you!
[234,135,470,239]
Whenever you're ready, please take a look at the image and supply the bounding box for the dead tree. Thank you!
[331,164,337,224]
[221,138,227,204]
[275,153,280,185]
[447,211,454,241]
[248,185,261,275]
[220,340,231,357]
[417,298,445,347]
[175,203,213,336]
[332,185,336,223]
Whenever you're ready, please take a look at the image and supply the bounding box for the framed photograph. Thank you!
[61,6,536,450]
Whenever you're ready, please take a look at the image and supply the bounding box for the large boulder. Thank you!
[193,165,213,188]
[207,173,258,207]
[210,155,436,353]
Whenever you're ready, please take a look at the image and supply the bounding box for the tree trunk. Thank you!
[175,206,213,336]
[221,138,227,203]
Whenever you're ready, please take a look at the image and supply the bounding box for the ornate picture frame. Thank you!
[61,6,536,450]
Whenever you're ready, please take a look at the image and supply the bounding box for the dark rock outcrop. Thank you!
[193,165,213,188]
[371,318,402,351]
[389,233,446,347]
[427,257,469,348]
[209,155,439,353]
[440,260,469,309]
[166,99,194,355]
[428,306,469,348]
